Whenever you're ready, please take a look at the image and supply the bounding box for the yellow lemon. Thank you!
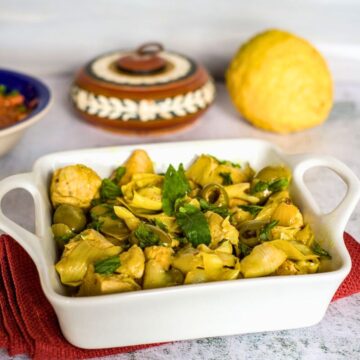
[226,29,333,133]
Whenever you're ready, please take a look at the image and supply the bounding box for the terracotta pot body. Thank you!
[71,43,215,134]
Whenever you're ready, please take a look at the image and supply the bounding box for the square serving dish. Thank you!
[0,139,359,349]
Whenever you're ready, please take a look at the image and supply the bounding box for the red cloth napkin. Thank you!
[1,233,359,359]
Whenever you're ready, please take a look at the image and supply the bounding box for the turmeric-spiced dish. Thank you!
[0,84,34,129]
[50,150,331,296]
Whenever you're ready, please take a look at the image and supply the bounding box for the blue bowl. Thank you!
[0,69,52,156]
[0,68,52,132]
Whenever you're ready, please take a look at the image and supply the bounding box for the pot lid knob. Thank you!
[116,42,167,75]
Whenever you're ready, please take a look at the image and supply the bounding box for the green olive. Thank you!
[130,223,172,248]
[53,204,86,232]
[90,204,113,220]
[98,216,129,241]
[238,220,268,247]
[201,183,229,207]
[256,166,291,183]
[51,223,75,248]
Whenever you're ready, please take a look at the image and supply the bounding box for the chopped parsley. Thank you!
[239,204,263,216]
[154,219,168,232]
[134,223,160,248]
[268,178,289,192]
[94,256,121,275]
[219,172,233,185]
[199,199,230,218]
[239,243,251,258]
[114,166,126,183]
[251,181,269,194]
[175,204,211,246]
[87,219,104,232]
[259,220,278,242]
[312,241,331,259]
[251,178,289,194]
[208,155,241,168]
[100,179,122,200]
[162,164,190,215]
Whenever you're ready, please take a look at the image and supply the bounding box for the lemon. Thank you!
[226,29,333,133]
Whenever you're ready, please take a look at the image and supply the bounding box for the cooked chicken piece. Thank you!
[50,164,101,209]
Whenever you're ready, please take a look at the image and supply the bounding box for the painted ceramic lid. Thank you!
[71,43,215,134]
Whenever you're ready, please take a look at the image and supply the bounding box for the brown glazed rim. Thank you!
[75,107,209,135]
[74,65,209,101]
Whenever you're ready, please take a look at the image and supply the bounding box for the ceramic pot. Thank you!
[71,43,215,134]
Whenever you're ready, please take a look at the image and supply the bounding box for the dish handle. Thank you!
[0,173,46,268]
[286,154,360,238]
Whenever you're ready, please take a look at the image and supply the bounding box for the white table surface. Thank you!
[0,77,359,360]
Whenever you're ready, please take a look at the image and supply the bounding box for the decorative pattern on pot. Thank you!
[71,81,215,122]
[71,42,216,133]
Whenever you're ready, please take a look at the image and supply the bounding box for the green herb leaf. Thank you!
[251,180,269,194]
[91,198,103,207]
[259,220,278,242]
[268,178,289,192]
[8,89,19,96]
[134,223,160,248]
[54,233,75,248]
[0,84,7,94]
[176,204,211,246]
[94,256,121,275]
[219,172,233,185]
[114,166,126,183]
[199,199,229,218]
[251,178,289,194]
[239,242,251,258]
[239,204,263,216]
[88,219,104,232]
[154,219,168,232]
[100,179,122,200]
[17,104,27,113]
[208,155,241,168]
[176,236,188,245]
[162,164,190,215]
[312,241,332,259]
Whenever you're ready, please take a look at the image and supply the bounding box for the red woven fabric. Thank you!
[0,233,359,359]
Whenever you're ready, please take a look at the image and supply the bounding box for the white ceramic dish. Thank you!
[0,139,359,349]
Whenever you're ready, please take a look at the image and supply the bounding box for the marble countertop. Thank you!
[0,77,359,359]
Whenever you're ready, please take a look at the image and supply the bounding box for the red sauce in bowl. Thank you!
[0,85,35,130]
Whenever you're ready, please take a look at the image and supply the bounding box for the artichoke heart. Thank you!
[270,240,318,261]
[205,211,239,248]
[114,206,141,231]
[78,265,141,296]
[143,260,183,289]
[271,202,303,227]
[186,155,220,186]
[144,246,174,270]
[172,246,202,274]
[130,189,162,211]
[122,174,163,211]
[186,154,254,186]
[143,246,182,289]
[184,245,240,284]
[295,224,315,247]
[55,229,121,286]
[116,245,145,279]
[241,242,287,278]
[224,183,259,204]
[118,149,154,186]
